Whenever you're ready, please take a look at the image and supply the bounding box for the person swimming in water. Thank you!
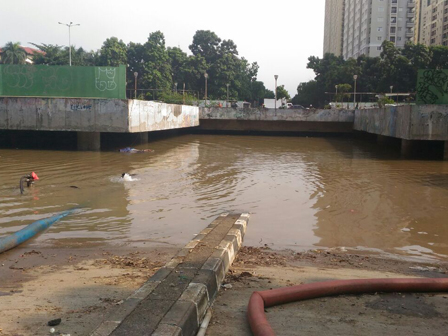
[119,147,154,153]
[121,173,137,181]
[20,172,39,194]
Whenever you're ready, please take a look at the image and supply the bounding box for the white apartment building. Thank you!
[323,0,345,56]
[324,0,419,59]
[419,0,448,46]
[343,0,417,59]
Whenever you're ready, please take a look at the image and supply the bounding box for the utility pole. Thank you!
[58,21,80,66]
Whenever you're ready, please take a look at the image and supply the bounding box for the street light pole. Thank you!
[226,83,230,107]
[204,72,208,105]
[174,82,178,93]
[335,85,338,107]
[58,21,80,66]
[353,75,358,108]
[183,83,186,105]
[274,75,278,115]
[134,72,138,99]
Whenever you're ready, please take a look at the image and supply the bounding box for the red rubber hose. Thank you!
[247,278,448,336]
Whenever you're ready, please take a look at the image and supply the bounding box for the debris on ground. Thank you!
[47,318,61,326]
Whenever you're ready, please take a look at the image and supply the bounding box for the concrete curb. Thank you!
[91,213,249,336]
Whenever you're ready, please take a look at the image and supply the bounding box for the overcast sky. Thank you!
[0,0,325,96]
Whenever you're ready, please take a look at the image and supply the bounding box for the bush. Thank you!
[378,97,395,108]
[158,91,196,106]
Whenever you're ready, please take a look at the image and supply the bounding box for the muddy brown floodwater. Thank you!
[1,134,448,260]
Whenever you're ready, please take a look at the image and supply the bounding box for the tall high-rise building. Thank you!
[419,0,448,46]
[323,0,345,56]
[343,0,417,59]
[324,0,419,59]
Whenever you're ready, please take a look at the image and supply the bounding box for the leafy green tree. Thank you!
[97,37,127,66]
[429,45,448,69]
[249,80,267,106]
[167,46,188,86]
[1,42,28,64]
[276,85,290,100]
[264,89,275,99]
[188,30,259,101]
[189,30,221,61]
[72,46,97,66]
[31,43,66,65]
[291,81,320,107]
[127,31,172,99]
[142,31,172,95]
[357,55,382,93]
[31,43,97,66]
[336,83,352,104]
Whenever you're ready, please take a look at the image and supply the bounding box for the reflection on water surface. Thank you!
[1,135,447,261]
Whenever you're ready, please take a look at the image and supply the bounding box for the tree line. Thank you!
[0,31,276,104]
[292,41,448,108]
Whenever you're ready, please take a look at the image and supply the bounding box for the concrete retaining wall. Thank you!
[198,107,354,134]
[0,98,199,133]
[200,107,354,122]
[354,105,448,140]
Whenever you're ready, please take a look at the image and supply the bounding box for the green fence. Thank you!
[416,69,448,105]
[0,64,126,99]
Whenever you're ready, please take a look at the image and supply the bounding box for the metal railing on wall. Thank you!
[125,89,200,101]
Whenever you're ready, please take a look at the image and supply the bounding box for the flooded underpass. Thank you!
[1,134,448,261]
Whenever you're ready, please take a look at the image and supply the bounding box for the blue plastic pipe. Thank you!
[0,208,76,254]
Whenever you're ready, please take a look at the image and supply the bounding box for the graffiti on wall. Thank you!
[3,65,37,89]
[0,65,126,99]
[40,67,72,94]
[95,68,117,91]
[417,69,448,104]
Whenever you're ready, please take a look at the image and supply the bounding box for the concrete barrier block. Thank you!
[202,257,225,284]
[216,240,231,251]
[129,281,159,300]
[207,219,222,228]
[185,240,200,249]
[91,321,121,336]
[159,301,198,336]
[199,228,213,235]
[107,298,141,321]
[217,239,235,264]
[151,323,182,336]
[193,269,219,302]
[179,283,209,323]
[148,267,173,282]
[232,223,246,237]
[193,233,206,241]
[176,248,192,257]
[211,248,231,273]
[227,228,242,246]
[165,256,184,269]
[224,235,240,257]
[235,218,247,226]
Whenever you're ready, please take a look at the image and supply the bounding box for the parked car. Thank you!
[290,105,305,109]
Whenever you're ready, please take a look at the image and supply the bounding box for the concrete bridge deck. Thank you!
[0,97,199,150]
[354,105,448,159]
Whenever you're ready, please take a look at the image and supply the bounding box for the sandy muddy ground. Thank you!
[0,243,178,336]
[207,247,448,336]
